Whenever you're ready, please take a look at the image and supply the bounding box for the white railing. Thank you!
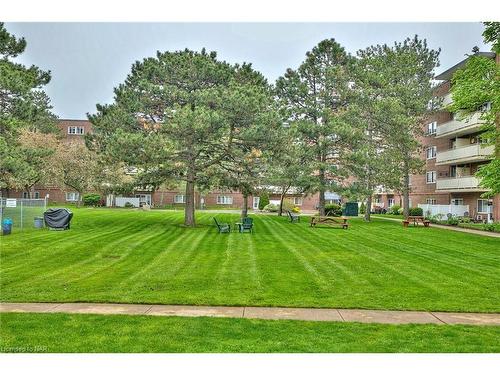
[436,176,483,191]
[115,197,140,207]
[436,144,494,164]
[436,112,484,138]
[418,204,469,217]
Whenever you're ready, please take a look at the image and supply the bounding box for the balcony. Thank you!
[441,93,453,107]
[435,144,494,165]
[435,112,485,138]
[436,176,489,192]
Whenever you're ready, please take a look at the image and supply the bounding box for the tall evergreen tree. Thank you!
[88,49,278,226]
[0,23,57,194]
[275,39,353,216]
[355,37,440,217]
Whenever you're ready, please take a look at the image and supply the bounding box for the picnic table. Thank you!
[403,216,430,227]
[310,216,349,229]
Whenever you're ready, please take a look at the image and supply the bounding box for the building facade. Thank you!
[406,52,498,221]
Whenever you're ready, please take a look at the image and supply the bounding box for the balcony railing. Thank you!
[436,176,488,192]
[436,144,494,165]
[435,112,485,138]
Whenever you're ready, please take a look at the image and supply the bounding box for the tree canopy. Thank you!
[89,48,281,226]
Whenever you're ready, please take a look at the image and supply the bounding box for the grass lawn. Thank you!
[1,312,499,353]
[1,208,499,312]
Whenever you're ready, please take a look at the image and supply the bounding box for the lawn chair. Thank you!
[240,217,253,233]
[213,217,231,233]
[287,210,300,223]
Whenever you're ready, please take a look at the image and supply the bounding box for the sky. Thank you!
[5,22,491,120]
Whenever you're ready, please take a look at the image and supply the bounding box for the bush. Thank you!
[325,203,342,217]
[447,216,459,225]
[82,193,101,207]
[459,216,472,224]
[359,202,366,214]
[258,192,269,210]
[408,207,423,216]
[263,203,278,212]
[389,205,401,215]
[124,202,135,208]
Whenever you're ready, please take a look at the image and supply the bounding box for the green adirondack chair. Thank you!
[213,217,231,233]
[241,217,253,233]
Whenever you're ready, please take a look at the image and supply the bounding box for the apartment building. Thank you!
[3,119,328,212]
[410,52,499,221]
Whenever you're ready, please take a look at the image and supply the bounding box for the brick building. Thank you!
[375,52,499,221]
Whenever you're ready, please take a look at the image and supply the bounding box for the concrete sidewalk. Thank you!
[1,302,499,326]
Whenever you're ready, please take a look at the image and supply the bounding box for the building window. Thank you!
[174,194,185,204]
[65,192,79,202]
[426,198,437,205]
[293,197,303,206]
[426,171,436,184]
[34,192,40,199]
[217,195,233,205]
[477,199,489,214]
[426,121,437,135]
[68,126,84,135]
[388,198,394,207]
[374,196,381,204]
[22,192,28,199]
[451,198,464,206]
[426,146,437,159]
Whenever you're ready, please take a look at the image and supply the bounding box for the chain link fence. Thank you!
[0,197,47,232]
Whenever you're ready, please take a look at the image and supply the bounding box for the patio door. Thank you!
[135,194,151,206]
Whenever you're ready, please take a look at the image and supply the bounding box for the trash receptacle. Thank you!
[2,218,13,235]
[34,217,44,229]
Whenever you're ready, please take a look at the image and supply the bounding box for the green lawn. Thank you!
[1,312,499,353]
[1,208,499,312]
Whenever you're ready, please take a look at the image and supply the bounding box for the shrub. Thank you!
[447,216,459,226]
[263,203,278,212]
[390,205,401,215]
[359,202,366,214]
[258,192,269,210]
[124,202,135,208]
[408,207,423,216]
[459,216,472,224]
[325,203,342,217]
[398,207,404,215]
[83,193,101,207]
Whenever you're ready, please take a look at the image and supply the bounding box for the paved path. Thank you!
[372,215,500,238]
[1,302,499,326]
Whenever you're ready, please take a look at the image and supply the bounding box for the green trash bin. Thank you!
[343,202,359,216]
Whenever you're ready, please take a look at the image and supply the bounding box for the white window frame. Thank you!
[293,197,303,206]
[68,126,84,135]
[174,194,186,204]
[217,195,233,205]
[34,191,40,199]
[426,171,436,184]
[451,198,464,206]
[477,199,489,214]
[427,121,437,135]
[65,192,79,202]
[388,198,395,208]
[426,198,437,205]
[426,146,437,160]
[22,192,29,199]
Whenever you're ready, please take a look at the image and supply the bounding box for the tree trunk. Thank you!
[278,192,285,216]
[184,178,196,227]
[403,173,410,218]
[364,195,372,222]
[318,168,326,216]
[241,194,248,218]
